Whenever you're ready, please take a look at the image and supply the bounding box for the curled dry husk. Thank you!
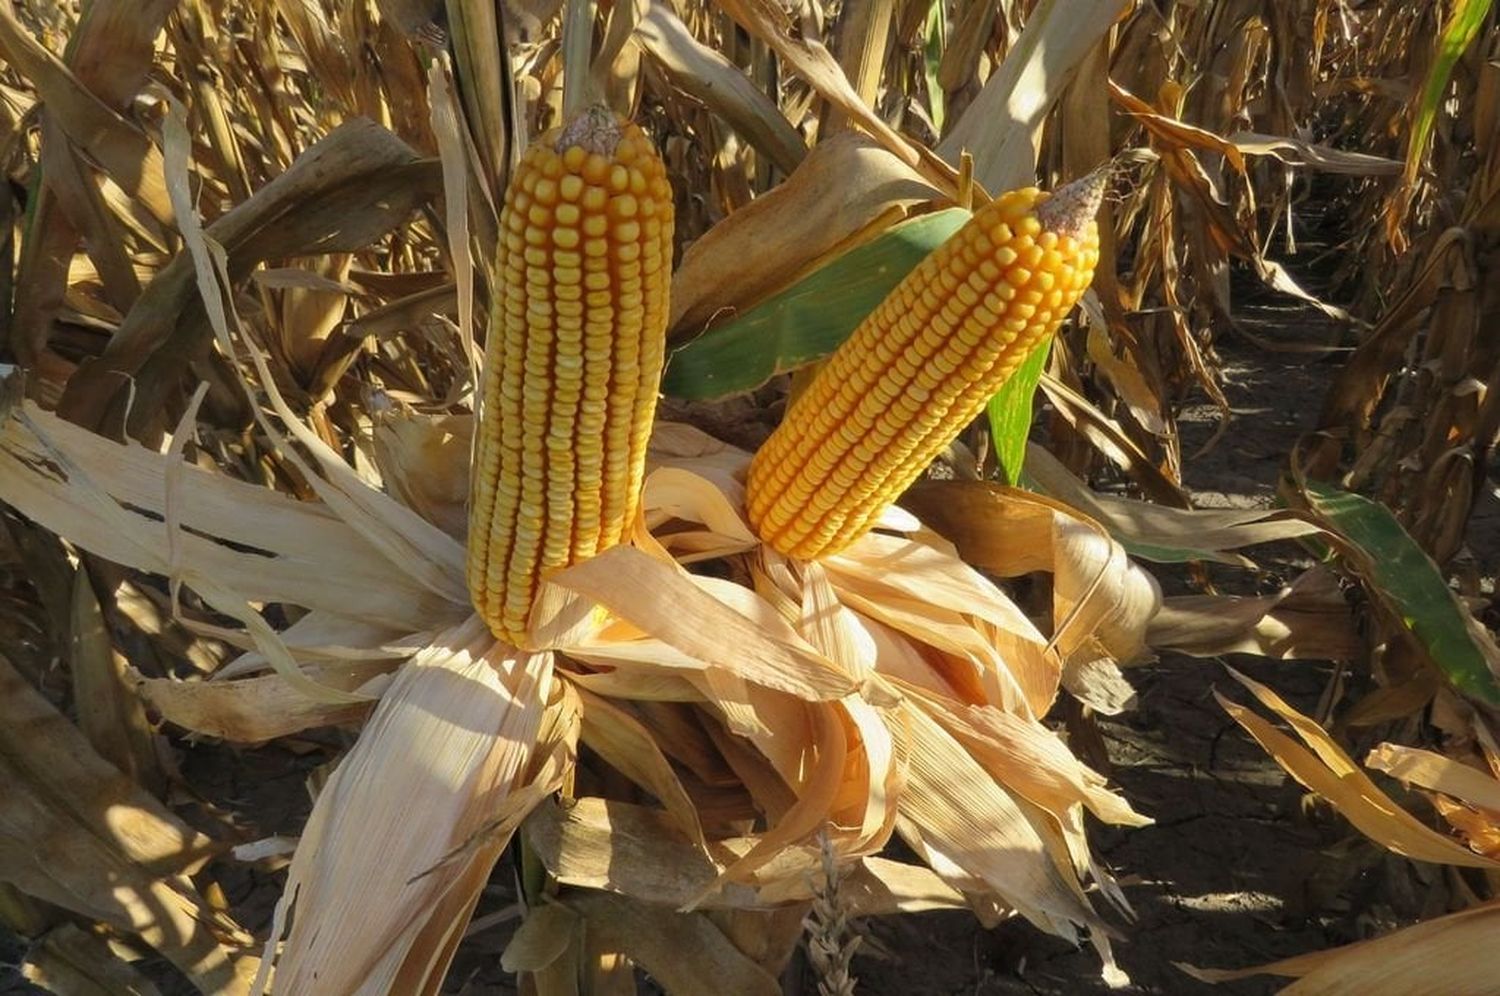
[0,391,1154,991]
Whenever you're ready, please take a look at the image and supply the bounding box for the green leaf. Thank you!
[661,208,971,400]
[985,337,1052,485]
[923,0,946,133]
[1406,0,1495,183]
[1303,480,1500,706]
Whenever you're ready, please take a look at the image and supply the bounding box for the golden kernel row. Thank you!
[467,111,674,646]
[747,178,1106,560]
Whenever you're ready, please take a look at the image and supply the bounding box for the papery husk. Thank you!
[0,359,1151,988]
[253,617,560,995]
[0,383,891,985]
[899,483,1159,663]
[524,796,969,914]
[633,423,1149,978]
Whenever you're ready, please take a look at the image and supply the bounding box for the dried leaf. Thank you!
[1181,901,1500,994]
[1365,743,1500,814]
[1216,668,1500,870]
[636,0,806,175]
[0,656,258,992]
[564,891,781,996]
[59,119,440,437]
[936,0,1132,191]
[1300,480,1500,705]
[21,922,166,996]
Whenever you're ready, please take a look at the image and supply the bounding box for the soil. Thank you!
[1,290,1442,996]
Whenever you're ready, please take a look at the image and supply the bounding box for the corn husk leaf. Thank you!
[1148,568,1364,661]
[667,132,944,340]
[371,410,474,540]
[899,481,1161,671]
[894,701,1100,936]
[525,795,971,916]
[255,617,557,994]
[137,660,387,741]
[0,399,459,706]
[575,686,707,848]
[823,534,1060,717]
[500,901,580,974]
[548,546,856,702]
[986,337,1053,485]
[607,439,1138,963]
[214,612,434,678]
[904,683,1148,828]
[1026,446,1324,567]
[1150,595,1364,662]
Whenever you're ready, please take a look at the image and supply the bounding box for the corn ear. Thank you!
[468,107,675,646]
[746,171,1107,560]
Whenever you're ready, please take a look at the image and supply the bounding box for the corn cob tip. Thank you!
[1035,167,1110,241]
[555,103,623,156]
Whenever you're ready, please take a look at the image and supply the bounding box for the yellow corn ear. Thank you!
[746,171,1107,560]
[468,106,674,646]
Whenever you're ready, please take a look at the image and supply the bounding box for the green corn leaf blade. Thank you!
[1405,0,1495,184]
[661,208,971,400]
[923,0,946,133]
[1303,480,1500,706]
[985,337,1052,485]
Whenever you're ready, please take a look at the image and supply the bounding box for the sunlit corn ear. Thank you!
[467,105,675,648]
[746,171,1107,560]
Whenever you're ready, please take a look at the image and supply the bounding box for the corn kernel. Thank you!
[745,173,1106,559]
[467,107,675,646]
